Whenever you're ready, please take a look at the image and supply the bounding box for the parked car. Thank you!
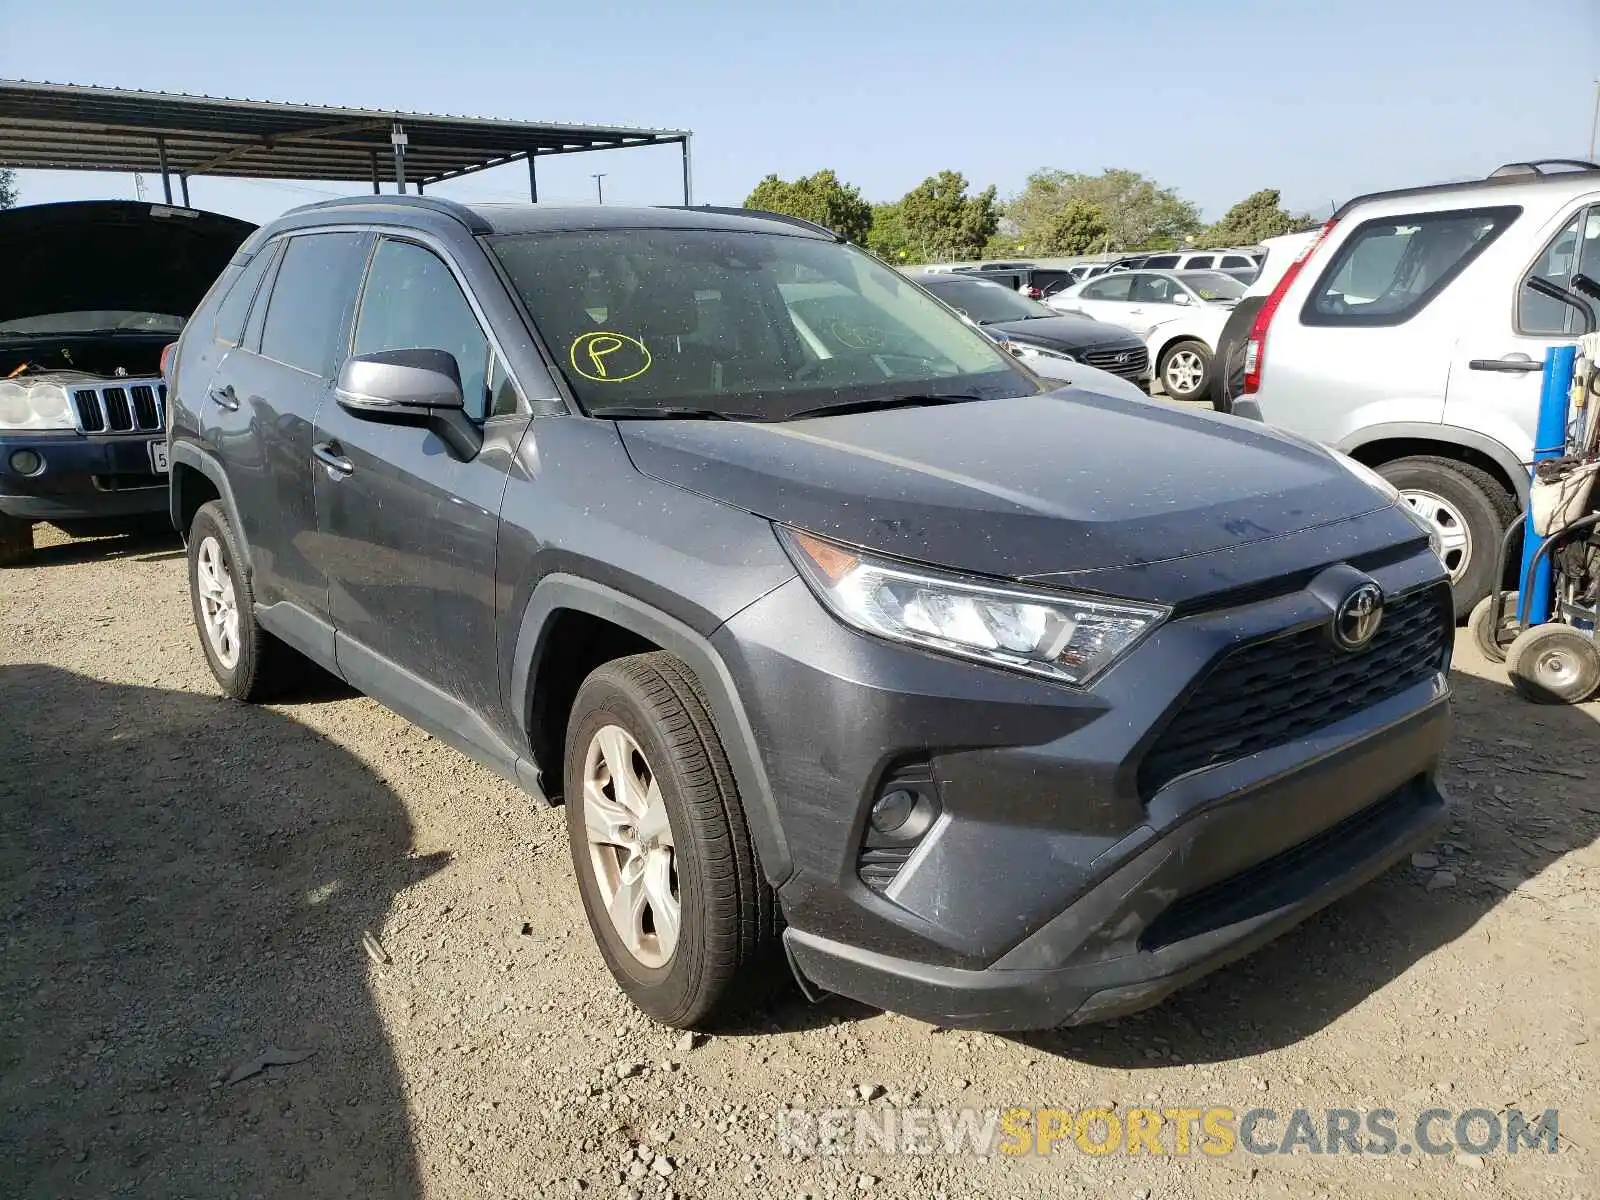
[951,264,1078,300]
[1112,250,1261,279]
[1049,269,1245,398]
[1209,230,1321,414]
[914,272,1150,386]
[169,195,1451,1032]
[1233,159,1600,617]
[0,200,255,565]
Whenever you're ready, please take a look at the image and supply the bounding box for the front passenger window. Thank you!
[354,239,491,420]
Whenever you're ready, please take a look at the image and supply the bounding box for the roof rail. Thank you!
[664,204,844,241]
[1488,158,1600,178]
[286,193,492,234]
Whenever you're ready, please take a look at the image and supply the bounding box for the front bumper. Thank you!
[716,532,1452,1030]
[0,431,168,521]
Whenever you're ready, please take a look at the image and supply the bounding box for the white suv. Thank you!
[1234,159,1600,618]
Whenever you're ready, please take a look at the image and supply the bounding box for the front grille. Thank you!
[69,379,167,434]
[1081,345,1150,380]
[1136,584,1451,798]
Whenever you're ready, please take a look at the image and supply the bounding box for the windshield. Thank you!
[921,277,1056,324]
[488,229,1034,419]
[0,310,188,337]
[1176,272,1246,301]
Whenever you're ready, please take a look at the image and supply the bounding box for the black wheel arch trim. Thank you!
[168,441,254,573]
[510,574,794,885]
[1336,423,1529,506]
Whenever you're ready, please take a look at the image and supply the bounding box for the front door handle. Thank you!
[1468,355,1542,373]
[209,383,239,410]
[312,441,354,476]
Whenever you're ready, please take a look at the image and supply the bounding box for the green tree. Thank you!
[897,171,1000,262]
[1007,168,1201,252]
[865,201,915,262]
[1038,200,1110,255]
[1201,187,1300,247]
[0,169,17,210]
[744,169,872,244]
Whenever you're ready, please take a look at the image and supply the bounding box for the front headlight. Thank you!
[0,379,76,431]
[1329,451,1444,564]
[1005,341,1077,364]
[780,528,1168,686]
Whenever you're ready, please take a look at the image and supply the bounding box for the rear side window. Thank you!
[1519,206,1600,336]
[1184,255,1214,269]
[1143,254,1180,269]
[259,232,370,375]
[1220,254,1254,269]
[1303,206,1519,326]
[1080,275,1133,301]
[211,249,276,346]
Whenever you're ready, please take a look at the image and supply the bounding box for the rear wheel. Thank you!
[564,652,779,1028]
[0,514,32,567]
[1375,456,1518,621]
[186,501,299,702]
[1158,340,1211,400]
[1505,623,1600,704]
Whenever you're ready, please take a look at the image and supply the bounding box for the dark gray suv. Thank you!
[167,196,1454,1031]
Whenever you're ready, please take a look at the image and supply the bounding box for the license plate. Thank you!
[149,439,170,473]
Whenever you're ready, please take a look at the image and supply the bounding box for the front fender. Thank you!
[169,440,253,573]
[510,574,794,885]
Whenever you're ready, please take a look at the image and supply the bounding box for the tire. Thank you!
[1376,456,1519,621]
[186,500,298,702]
[564,651,780,1029]
[1158,339,1212,401]
[1468,590,1519,664]
[0,514,32,568]
[1505,623,1600,705]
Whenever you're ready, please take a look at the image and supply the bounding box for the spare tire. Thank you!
[1210,295,1265,413]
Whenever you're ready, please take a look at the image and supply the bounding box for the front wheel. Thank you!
[564,652,779,1029]
[1505,623,1600,704]
[186,501,300,701]
[1158,339,1211,400]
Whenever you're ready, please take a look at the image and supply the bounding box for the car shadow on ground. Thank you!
[1011,668,1600,1067]
[25,519,183,568]
[0,663,446,1199]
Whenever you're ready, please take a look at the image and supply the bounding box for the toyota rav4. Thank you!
[167,196,1454,1031]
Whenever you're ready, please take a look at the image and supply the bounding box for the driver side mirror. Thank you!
[336,349,482,461]
[1173,292,1192,306]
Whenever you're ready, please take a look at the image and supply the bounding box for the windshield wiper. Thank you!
[593,405,752,421]
[787,393,991,419]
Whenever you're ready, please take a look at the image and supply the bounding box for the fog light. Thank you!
[9,449,43,476]
[870,788,917,834]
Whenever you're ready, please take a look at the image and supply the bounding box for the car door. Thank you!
[1125,273,1186,335]
[313,233,527,727]
[1058,273,1134,324]
[201,231,370,634]
[1444,200,1600,463]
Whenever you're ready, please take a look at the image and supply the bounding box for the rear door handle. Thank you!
[312,441,354,476]
[208,383,239,410]
[1468,356,1542,373]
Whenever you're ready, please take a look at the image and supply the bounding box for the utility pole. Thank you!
[1590,78,1600,161]
[133,171,146,201]
[592,173,607,204]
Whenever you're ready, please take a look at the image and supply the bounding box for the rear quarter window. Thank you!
[1301,206,1519,327]
[210,248,276,346]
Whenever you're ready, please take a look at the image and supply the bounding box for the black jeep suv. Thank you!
[0,201,254,564]
[168,196,1453,1031]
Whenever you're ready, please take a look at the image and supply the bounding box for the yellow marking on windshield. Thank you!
[570,331,652,382]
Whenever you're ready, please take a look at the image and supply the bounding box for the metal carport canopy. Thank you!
[0,79,693,204]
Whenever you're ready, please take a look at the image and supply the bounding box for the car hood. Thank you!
[618,391,1391,585]
[984,315,1143,352]
[0,201,257,325]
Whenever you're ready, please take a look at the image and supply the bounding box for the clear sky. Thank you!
[4,0,1598,227]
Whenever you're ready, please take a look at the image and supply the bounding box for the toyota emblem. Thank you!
[1333,583,1384,651]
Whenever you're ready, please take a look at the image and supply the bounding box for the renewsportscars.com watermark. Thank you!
[776,1105,1561,1158]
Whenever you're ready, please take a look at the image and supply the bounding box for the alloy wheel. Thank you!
[1164,350,1205,396]
[1399,489,1471,583]
[581,724,680,968]
[195,535,241,669]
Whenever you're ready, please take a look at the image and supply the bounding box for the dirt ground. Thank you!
[2,520,1597,1200]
